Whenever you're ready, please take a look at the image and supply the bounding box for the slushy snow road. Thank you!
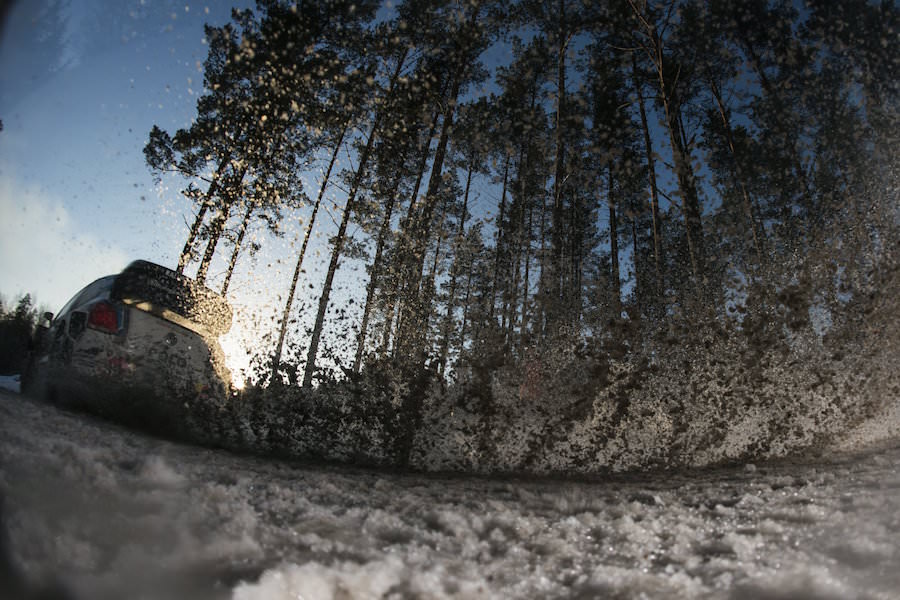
[2,390,899,600]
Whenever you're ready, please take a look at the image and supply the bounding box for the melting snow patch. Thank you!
[139,455,186,487]
[585,564,705,598]
[4,393,900,600]
[733,565,856,600]
[232,557,405,600]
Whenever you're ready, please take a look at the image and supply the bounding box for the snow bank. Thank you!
[139,455,187,487]
[182,246,900,477]
[733,565,856,600]
[3,391,900,600]
[188,311,900,476]
[232,556,493,600]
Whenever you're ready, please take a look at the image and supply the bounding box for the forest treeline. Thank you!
[144,0,898,431]
[0,294,43,376]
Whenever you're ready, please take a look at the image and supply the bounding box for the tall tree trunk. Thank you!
[709,78,766,267]
[570,189,583,318]
[412,84,461,281]
[302,50,407,389]
[380,301,398,357]
[354,171,403,373]
[488,156,510,321]
[221,202,253,295]
[438,164,472,376]
[664,98,705,288]
[536,191,549,337]
[633,53,663,298]
[196,164,248,284]
[392,193,450,365]
[519,205,533,346]
[738,33,812,227]
[643,27,704,288]
[177,153,231,275]
[394,68,463,362]
[379,110,440,356]
[508,190,532,346]
[195,205,230,285]
[415,212,448,360]
[405,1,482,286]
[506,217,522,348]
[504,138,532,348]
[549,0,569,330]
[271,124,347,381]
[608,163,622,318]
[505,154,528,347]
[631,204,641,318]
[405,109,441,222]
[180,203,210,276]
[457,265,474,370]
[393,4,483,469]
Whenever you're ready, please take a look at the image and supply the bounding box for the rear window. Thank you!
[54,276,115,321]
[110,261,232,336]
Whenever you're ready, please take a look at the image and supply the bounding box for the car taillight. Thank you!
[88,301,120,333]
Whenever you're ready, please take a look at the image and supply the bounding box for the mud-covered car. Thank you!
[21,260,232,426]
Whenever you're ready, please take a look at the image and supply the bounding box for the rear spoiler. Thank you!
[110,260,233,335]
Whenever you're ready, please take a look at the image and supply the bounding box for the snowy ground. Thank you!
[2,390,899,600]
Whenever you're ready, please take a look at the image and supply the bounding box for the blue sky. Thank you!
[0,0,422,382]
[0,1,237,309]
[0,0,289,380]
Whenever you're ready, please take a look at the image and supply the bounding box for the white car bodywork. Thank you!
[24,261,232,426]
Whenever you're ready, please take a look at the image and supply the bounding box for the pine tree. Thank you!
[491,36,552,349]
[435,99,493,375]
[627,0,707,302]
[301,31,411,389]
[0,294,37,375]
[391,0,498,367]
[146,1,378,286]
